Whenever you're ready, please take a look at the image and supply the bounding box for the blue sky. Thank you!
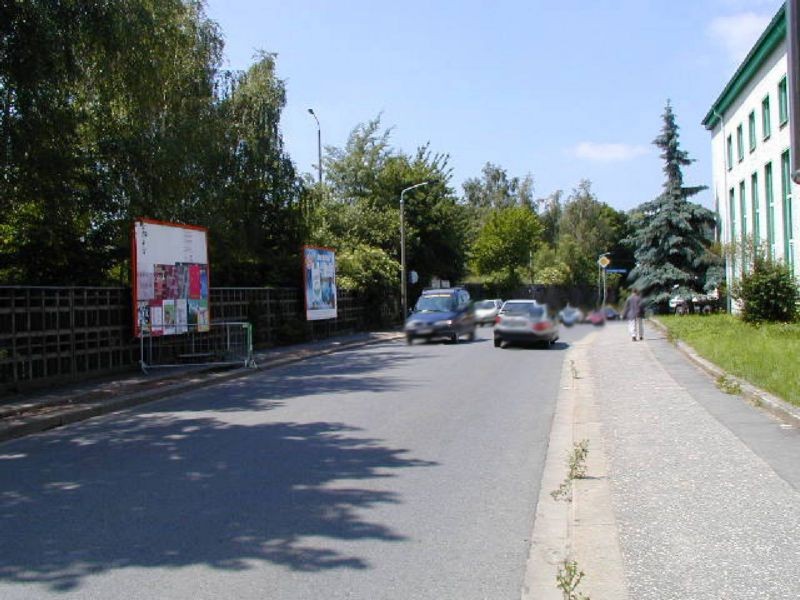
[204,0,784,211]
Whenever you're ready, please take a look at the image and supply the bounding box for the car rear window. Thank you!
[476,300,496,309]
[502,303,544,317]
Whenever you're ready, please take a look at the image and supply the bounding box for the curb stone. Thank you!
[522,331,627,599]
[648,318,800,428]
[0,332,404,444]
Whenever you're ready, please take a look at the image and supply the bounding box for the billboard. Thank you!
[303,246,337,321]
[132,218,210,337]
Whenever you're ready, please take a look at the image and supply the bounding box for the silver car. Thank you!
[474,299,503,326]
[494,300,559,348]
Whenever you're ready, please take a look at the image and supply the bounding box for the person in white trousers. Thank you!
[622,289,644,341]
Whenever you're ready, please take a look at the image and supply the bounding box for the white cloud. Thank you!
[571,142,649,162]
[708,12,771,64]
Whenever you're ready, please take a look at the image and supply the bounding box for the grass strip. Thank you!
[658,314,800,407]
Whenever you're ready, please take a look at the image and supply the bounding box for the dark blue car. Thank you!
[404,288,476,344]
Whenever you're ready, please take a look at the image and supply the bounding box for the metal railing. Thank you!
[139,321,255,373]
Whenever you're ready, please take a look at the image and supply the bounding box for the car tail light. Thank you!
[532,321,550,332]
[495,316,502,324]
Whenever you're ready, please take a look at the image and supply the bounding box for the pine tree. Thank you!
[626,101,718,309]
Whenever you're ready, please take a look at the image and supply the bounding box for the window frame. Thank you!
[765,162,775,258]
[726,135,733,170]
[762,95,771,140]
[778,76,789,127]
[736,124,744,162]
[751,171,760,246]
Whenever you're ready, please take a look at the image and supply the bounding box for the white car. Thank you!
[494,300,560,348]
[473,299,503,326]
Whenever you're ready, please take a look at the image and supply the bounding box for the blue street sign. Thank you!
[606,268,628,273]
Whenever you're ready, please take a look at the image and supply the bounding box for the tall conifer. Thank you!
[626,101,718,308]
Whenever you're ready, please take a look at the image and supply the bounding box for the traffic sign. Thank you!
[597,255,611,268]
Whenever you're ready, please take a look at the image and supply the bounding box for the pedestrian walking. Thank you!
[622,289,644,341]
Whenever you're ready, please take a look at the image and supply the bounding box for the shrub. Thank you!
[733,257,799,323]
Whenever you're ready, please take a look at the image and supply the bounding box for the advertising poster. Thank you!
[303,246,337,321]
[132,219,210,336]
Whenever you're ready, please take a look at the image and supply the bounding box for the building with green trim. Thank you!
[703,3,798,298]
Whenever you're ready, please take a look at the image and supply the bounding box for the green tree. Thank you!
[311,117,468,296]
[210,53,304,285]
[471,206,542,292]
[462,162,535,212]
[733,253,799,323]
[533,180,631,287]
[625,101,717,308]
[538,190,563,247]
[0,0,227,284]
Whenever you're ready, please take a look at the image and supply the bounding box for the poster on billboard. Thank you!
[132,218,210,337]
[303,246,337,321]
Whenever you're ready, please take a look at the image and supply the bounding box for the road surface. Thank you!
[0,325,590,599]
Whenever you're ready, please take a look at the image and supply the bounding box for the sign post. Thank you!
[597,254,611,307]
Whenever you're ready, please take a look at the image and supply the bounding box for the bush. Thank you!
[733,257,799,323]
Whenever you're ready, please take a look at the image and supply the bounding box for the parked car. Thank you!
[474,299,503,326]
[603,305,620,320]
[494,300,559,348]
[586,309,606,326]
[404,287,476,344]
[558,304,584,327]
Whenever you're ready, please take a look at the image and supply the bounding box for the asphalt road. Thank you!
[0,324,590,600]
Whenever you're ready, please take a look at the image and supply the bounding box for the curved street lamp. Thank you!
[307,108,322,185]
[400,181,434,317]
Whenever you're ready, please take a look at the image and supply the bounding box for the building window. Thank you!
[736,124,744,162]
[781,150,794,272]
[739,180,747,265]
[748,111,756,152]
[729,187,737,273]
[751,172,760,247]
[762,95,771,140]
[765,162,775,258]
[779,76,789,127]
[727,135,733,170]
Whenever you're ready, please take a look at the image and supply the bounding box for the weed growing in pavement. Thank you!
[550,479,572,502]
[556,559,590,600]
[568,439,589,479]
[550,439,590,502]
[716,374,742,395]
[570,360,579,380]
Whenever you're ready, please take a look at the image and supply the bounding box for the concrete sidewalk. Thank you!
[528,321,800,599]
[0,330,403,444]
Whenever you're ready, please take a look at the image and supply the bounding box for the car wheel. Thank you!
[493,337,501,348]
[466,327,476,342]
[451,332,459,344]
[406,335,414,345]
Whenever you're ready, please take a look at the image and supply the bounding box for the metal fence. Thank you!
[0,286,397,395]
[139,321,255,372]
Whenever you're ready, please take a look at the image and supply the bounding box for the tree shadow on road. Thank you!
[0,413,437,592]
[159,346,430,414]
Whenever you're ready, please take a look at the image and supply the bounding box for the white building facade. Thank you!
[703,4,798,294]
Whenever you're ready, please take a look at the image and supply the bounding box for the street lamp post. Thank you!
[307,108,322,185]
[400,181,433,317]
